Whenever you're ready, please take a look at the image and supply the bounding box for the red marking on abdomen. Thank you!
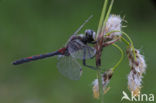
[58,47,66,54]
[27,57,32,59]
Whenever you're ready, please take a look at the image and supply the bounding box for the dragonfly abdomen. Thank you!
[12,51,61,65]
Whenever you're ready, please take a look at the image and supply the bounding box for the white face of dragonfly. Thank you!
[92,31,96,41]
[85,29,96,41]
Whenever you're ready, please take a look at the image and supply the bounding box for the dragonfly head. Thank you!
[85,29,96,42]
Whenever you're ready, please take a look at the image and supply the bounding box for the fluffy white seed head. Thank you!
[127,47,147,96]
[128,71,142,96]
[127,48,147,74]
[92,69,113,99]
[135,50,147,74]
[92,79,99,99]
[105,15,122,38]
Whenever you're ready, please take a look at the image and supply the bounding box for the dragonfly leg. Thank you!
[83,48,97,70]
[83,59,97,70]
[91,41,97,44]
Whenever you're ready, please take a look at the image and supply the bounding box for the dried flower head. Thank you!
[127,47,147,96]
[92,69,113,99]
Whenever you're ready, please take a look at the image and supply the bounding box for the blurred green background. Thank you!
[0,0,156,103]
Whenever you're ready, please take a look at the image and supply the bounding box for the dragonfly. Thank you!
[12,15,97,80]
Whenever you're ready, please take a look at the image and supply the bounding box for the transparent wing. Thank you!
[68,39,96,59]
[57,55,82,80]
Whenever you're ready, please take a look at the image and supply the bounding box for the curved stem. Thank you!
[104,30,136,60]
[121,32,136,60]
[111,44,124,71]
[121,37,129,45]
[121,32,133,46]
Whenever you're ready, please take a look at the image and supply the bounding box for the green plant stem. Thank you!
[121,37,129,45]
[96,1,114,103]
[102,0,114,33]
[111,44,124,71]
[97,0,108,37]
[96,0,109,103]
